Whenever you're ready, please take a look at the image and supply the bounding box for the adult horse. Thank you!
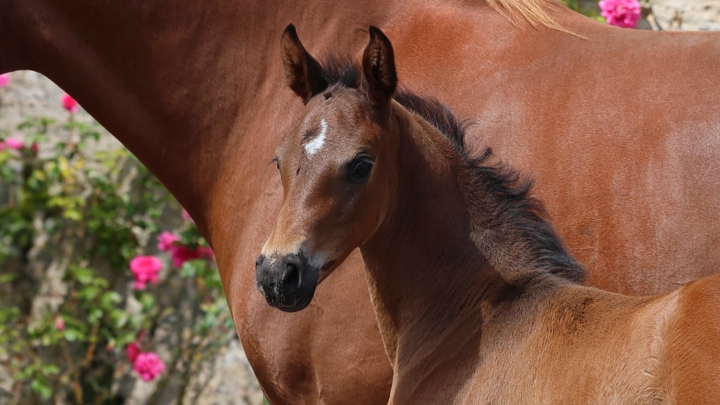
[2,0,720,403]
[259,26,720,403]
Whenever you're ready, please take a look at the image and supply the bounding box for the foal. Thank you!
[256,25,720,403]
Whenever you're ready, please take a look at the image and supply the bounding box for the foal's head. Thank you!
[255,25,400,312]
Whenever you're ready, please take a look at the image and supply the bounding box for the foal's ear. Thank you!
[280,24,328,104]
[362,26,397,107]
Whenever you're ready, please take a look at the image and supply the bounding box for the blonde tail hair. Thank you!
[485,0,581,37]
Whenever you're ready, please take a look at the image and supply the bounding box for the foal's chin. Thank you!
[269,285,317,313]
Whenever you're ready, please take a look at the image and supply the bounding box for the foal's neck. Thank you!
[360,100,580,381]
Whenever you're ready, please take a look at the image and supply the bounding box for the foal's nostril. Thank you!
[282,263,302,290]
[256,255,265,269]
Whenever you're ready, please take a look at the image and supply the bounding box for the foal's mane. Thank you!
[319,59,585,283]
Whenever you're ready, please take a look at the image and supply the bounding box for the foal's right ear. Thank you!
[362,26,397,108]
[280,24,328,104]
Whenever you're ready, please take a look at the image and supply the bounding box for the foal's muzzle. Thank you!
[255,252,319,312]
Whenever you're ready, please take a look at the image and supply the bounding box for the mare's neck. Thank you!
[2,0,401,240]
[2,0,587,255]
[360,102,579,386]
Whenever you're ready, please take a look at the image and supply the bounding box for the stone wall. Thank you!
[651,0,720,30]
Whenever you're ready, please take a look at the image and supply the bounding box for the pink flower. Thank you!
[133,352,166,382]
[54,317,65,331]
[31,142,39,155]
[170,245,214,268]
[599,0,641,28]
[0,141,5,152]
[61,93,79,114]
[157,231,180,252]
[0,74,10,87]
[181,209,194,222]
[5,138,24,150]
[126,342,141,363]
[129,255,162,290]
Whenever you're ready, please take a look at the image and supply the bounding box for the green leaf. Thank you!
[41,364,60,376]
[31,378,53,399]
[64,329,80,342]
[0,273,17,284]
[87,308,104,323]
[180,261,198,278]
[15,364,36,380]
[78,285,100,302]
[100,291,122,307]
[139,293,155,310]
[70,266,94,285]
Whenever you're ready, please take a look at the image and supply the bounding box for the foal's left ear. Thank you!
[362,26,397,108]
[280,24,328,104]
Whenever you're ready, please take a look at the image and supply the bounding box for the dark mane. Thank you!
[317,59,585,283]
[318,59,467,147]
[320,56,364,90]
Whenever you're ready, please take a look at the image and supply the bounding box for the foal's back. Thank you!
[470,274,720,404]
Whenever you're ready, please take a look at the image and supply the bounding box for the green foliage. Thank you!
[0,112,233,404]
[560,0,605,22]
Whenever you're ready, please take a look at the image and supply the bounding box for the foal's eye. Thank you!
[347,156,374,183]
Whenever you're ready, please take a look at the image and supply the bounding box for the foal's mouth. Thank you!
[256,280,317,312]
[271,286,317,312]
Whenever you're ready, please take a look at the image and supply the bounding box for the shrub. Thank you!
[0,94,234,405]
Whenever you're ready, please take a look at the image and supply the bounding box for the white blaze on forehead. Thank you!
[304,118,328,157]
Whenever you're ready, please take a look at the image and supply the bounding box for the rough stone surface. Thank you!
[0,71,102,135]
[0,70,121,154]
[650,0,720,30]
[186,340,266,405]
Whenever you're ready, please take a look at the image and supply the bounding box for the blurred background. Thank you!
[0,1,717,404]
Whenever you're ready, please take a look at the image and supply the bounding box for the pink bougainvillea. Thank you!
[129,255,162,290]
[181,209,194,222]
[0,141,5,152]
[54,317,66,331]
[126,342,141,363]
[133,352,166,382]
[157,231,180,252]
[61,93,79,114]
[157,228,214,268]
[0,74,10,87]
[599,0,641,28]
[170,245,214,268]
[5,138,25,150]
